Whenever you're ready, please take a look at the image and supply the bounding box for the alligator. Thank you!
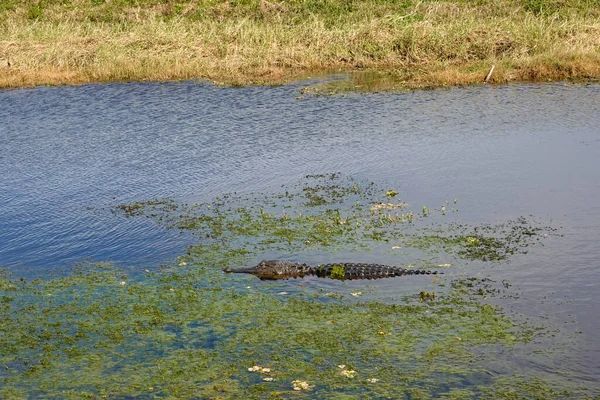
[223,260,439,281]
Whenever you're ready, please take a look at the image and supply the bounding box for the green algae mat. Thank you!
[0,175,593,399]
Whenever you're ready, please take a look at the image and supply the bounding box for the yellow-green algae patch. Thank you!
[0,174,587,398]
[0,264,588,398]
[329,264,346,280]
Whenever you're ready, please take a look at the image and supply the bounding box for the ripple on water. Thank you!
[1,82,600,384]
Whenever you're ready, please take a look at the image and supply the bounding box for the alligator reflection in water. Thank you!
[224,259,439,280]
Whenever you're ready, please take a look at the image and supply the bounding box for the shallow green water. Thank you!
[0,175,591,398]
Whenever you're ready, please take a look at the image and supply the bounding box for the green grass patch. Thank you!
[1,0,600,89]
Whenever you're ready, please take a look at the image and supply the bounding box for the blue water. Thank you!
[1,80,599,389]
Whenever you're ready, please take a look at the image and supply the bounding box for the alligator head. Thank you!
[223,260,305,280]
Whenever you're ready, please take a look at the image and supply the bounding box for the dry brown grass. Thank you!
[1,0,599,90]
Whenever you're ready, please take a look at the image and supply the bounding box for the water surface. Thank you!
[1,80,599,393]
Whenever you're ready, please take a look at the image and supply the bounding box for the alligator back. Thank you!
[312,263,436,280]
[224,260,438,280]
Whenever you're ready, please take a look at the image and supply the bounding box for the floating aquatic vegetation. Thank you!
[0,175,584,398]
[112,175,553,271]
[385,189,399,198]
[292,380,313,391]
[248,365,271,373]
[370,202,407,211]
[419,291,436,302]
[0,260,589,398]
[408,217,559,262]
[340,369,357,378]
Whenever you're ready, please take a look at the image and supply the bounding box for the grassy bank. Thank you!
[1,0,599,90]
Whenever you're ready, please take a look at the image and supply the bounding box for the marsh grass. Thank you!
[1,0,599,89]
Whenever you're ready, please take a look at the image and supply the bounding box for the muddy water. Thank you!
[1,80,599,391]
